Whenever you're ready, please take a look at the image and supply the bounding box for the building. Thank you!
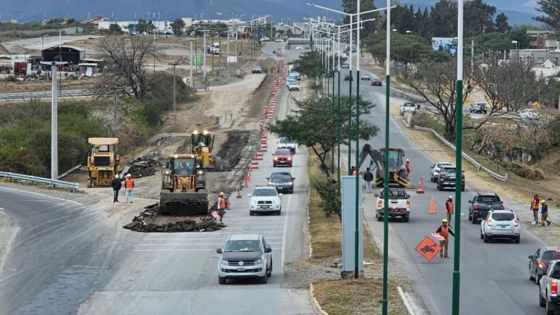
[97,21,138,33]
[41,45,85,65]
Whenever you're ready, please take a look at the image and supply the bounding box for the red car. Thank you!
[273,148,293,167]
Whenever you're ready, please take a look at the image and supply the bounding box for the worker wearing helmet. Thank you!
[541,199,551,226]
[111,174,122,203]
[435,218,455,258]
[404,159,412,180]
[216,192,228,222]
[445,196,454,223]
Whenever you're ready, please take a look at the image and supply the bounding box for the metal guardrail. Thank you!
[413,126,508,182]
[0,171,80,191]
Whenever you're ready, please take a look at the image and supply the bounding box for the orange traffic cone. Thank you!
[417,178,425,194]
[428,197,436,214]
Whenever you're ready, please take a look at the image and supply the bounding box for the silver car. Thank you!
[430,161,453,182]
[217,234,273,284]
[480,210,520,243]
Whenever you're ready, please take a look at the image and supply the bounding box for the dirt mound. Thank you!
[126,151,164,177]
[508,162,545,180]
[123,203,225,232]
[215,130,253,171]
[535,149,560,176]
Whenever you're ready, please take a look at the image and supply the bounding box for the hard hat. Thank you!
[442,218,448,223]
[541,199,546,204]
[449,196,453,199]
[114,175,119,179]
[406,159,410,162]
[219,192,224,196]
[126,174,131,178]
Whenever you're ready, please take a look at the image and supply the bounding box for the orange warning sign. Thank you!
[415,236,441,262]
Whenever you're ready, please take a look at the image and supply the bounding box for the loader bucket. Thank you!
[159,191,209,215]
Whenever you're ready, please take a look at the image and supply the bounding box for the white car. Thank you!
[400,102,418,115]
[287,81,300,91]
[360,73,371,80]
[341,62,350,69]
[249,186,282,215]
[216,234,272,284]
[519,108,540,120]
[277,138,297,154]
[430,161,453,182]
[294,46,303,50]
[480,210,520,243]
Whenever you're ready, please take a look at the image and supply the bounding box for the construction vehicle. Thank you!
[159,153,209,215]
[87,138,120,188]
[359,144,411,188]
[190,129,222,170]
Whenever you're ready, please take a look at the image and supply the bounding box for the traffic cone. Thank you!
[417,178,425,194]
[428,197,436,214]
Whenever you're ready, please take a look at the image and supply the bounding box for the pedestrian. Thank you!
[405,159,412,180]
[111,175,122,203]
[216,192,228,222]
[363,167,374,193]
[531,194,540,224]
[351,166,357,175]
[435,218,455,258]
[124,174,135,203]
[541,199,551,226]
[445,196,454,224]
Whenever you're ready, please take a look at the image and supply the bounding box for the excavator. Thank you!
[87,137,120,187]
[359,144,411,188]
[190,129,222,170]
[159,153,209,215]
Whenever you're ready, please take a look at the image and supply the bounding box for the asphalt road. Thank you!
[334,68,544,314]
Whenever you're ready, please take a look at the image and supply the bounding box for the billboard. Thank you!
[431,37,458,55]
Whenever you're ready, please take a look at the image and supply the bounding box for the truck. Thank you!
[539,259,560,314]
[400,102,419,115]
[374,188,411,222]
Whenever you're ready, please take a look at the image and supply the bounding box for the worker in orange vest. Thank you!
[435,218,455,258]
[124,174,135,203]
[531,194,540,224]
[216,192,228,222]
[445,196,454,223]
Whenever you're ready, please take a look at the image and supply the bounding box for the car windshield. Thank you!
[278,138,293,144]
[478,196,500,203]
[275,149,291,155]
[543,251,560,261]
[384,190,408,199]
[442,167,456,173]
[224,240,261,252]
[491,212,514,221]
[173,158,195,176]
[253,189,277,197]
[270,174,291,182]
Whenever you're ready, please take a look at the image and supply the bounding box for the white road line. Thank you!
[281,180,293,274]
[136,241,282,246]
[0,186,83,206]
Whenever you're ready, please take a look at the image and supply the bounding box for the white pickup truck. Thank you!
[374,188,411,222]
[400,102,419,115]
[540,259,560,314]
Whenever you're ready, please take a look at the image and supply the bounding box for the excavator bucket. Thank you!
[159,191,209,215]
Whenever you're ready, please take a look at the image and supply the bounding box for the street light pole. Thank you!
[348,13,353,175]
[452,1,464,314]
[382,0,391,313]
[189,38,194,90]
[51,62,58,180]
[337,26,341,184]
[354,0,361,280]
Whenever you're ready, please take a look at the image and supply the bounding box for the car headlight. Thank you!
[255,259,263,265]
[287,181,293,185]
[221,259,229,266]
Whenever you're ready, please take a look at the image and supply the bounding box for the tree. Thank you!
[400,61,472,141]
[464,0,496,37]
[342,0,378,33]
[391,6,416,34]
[170,18,185,36]
[365,32,433,66]
[430,0,457,37]
[534,0,560,30]
[95,35,155,102]
[137,19,155,34]
[473,32,513,55]
[109,23,123,34]
[292,50,324,80]
[495,13,510,33]
[269,95,379,179]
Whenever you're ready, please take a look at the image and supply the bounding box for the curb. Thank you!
[398,286,415,315]
[309,283,329,315]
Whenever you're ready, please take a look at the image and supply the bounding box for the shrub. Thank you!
[508,162,545,180]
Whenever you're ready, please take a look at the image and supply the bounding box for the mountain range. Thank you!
[0,0,541,26]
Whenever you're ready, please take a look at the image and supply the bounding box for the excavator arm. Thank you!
[359,143,384,172]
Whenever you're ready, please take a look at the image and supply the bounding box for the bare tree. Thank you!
[95,35,155,102]
[400,61,472,141]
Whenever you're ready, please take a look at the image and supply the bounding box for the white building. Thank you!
[97,21,138,33]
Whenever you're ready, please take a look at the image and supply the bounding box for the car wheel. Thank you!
[377,215,383,222]
[540,291,546,307]
[514,236,520,244]
[537,274,542,285]
[530,268,536,281]
[437,184,442,191]
[268,260,273,277]
[483,235,489,243]
[250,211,254,216]
[471,216,478,224]
[218,276,227,285]
[480,230,484,239]
[546,298,556,314]
[402,215,409,222]
[461,185,465,192]
[259,275,268,284]
[276,210,281,215]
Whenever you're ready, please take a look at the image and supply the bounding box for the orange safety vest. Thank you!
[445,200,454,214]
[440,225,449,239]
[125,178,134,189]
[531,198,540,210]
[218,197,227,209]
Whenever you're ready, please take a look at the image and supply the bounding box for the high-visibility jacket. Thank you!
[124,178,134,189]
[217,196,227,210]
[445,200,454,214]
[531,197,540,210]
[405,162,412,173]
[440,226,449,239]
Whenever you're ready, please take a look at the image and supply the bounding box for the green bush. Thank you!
[410,112,445,134]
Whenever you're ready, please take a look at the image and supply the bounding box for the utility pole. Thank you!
[189,38,194,90]
[172,63,177,120]
[201,30,210,91]
[354,0,361,281]
[470,39,474,79]
[153,30,156,72]
[51,62,58,180]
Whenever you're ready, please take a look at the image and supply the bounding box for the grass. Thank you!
[307,155,408,315]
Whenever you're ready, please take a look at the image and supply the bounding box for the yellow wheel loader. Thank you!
[190,129,222,171]
[87,137,120,187]
[159,154,209,215]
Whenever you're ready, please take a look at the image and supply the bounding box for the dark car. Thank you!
[469,103,487,114]
[272,148,292,167]
[436,166,465,191]
[371,79,382,86]
[344,74,353,81]
[529,247,560,284]
[267,172,295,194]
[468,193,504,224]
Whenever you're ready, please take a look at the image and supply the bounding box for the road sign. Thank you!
[415,236,441,262]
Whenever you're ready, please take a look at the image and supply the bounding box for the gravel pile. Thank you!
[126,152,163,177]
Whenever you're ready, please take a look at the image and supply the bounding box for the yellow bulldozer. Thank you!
[87,137,120,188]
[159,153,209,215]
[190,129,222,170]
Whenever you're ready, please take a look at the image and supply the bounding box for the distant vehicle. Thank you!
[288,72,301,81]
[371,78,382,86]
[267,172,295,194]
[344,74,353,81]
[430,161,453,182]
[287,81,300,91]
[260,37,271,42]
[273,148,293,167]
[216,234,273,284]
[469,103,487,114]
[340,52,349,59]
[360,73,371,80]
[249,186,282,215]
[400,102,418,115]
[480,209,520,243]
[520,108,540,120]
[341,62,350,69]
[252,65,263,74]
[294,46,304,50]
[285,78,298,88]
[374,189,411,222]
[275,38,284,42]
[277,138,297,154]
[436,166,465,191]
[539,259,560,313]
[530,247,560,285]
[468,193,504,224]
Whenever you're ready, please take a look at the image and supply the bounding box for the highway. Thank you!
[336,68,544,314]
